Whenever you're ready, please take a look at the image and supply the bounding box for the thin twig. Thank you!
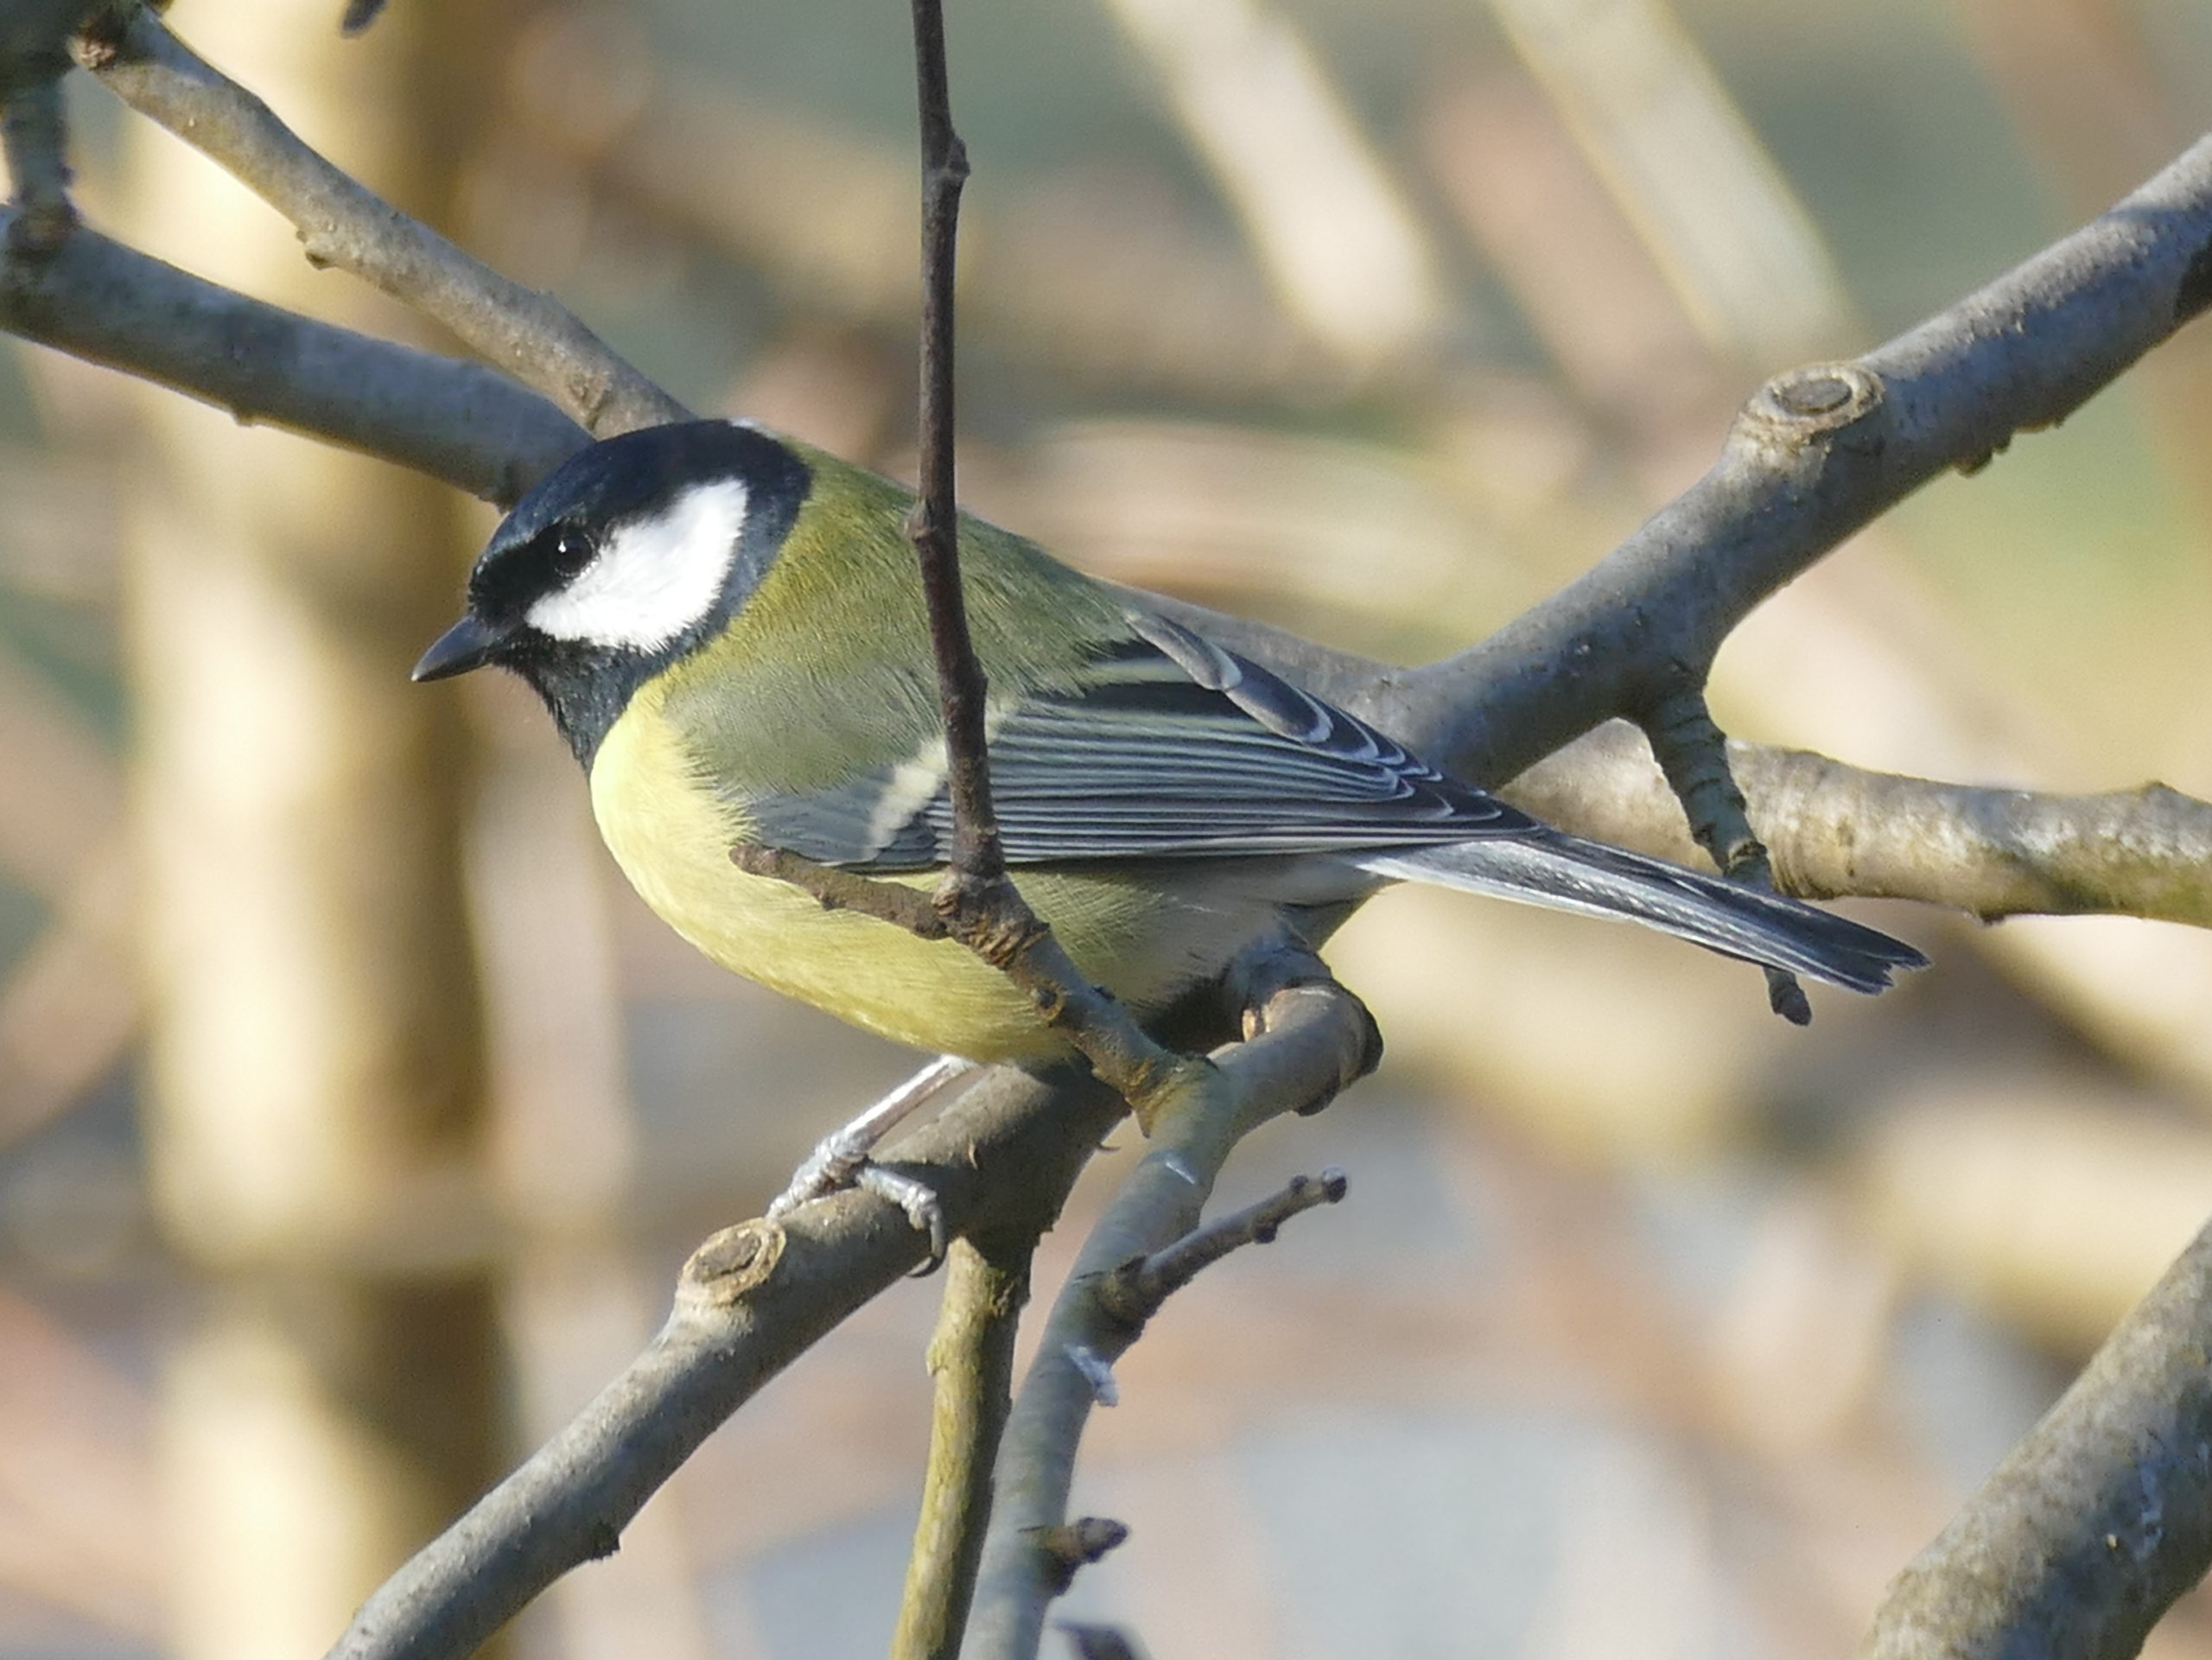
[903,0,997,893]
[893,1237,1031,1660]
[1639,690,1808,1024]
[1095,1168,1349,1328]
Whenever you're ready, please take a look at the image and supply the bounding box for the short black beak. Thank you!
[411,614,512,682]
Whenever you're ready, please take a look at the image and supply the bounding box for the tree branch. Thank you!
[893,1236,1030,1660]
[1348,137,2212,786]
[966,981,1374,1660]
[319,970,1367,1660]
[1094,1167,1348,1327]
[1858,1212,2212,1659]
[0,207,587,504]
[1500,722,2212,928]
[78,5,687,436]
[903,0,995,892]
[1,48,76,255]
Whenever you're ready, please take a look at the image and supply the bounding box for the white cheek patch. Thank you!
[526,478,752,650]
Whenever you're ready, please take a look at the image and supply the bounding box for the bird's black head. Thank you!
[413,419,811,766]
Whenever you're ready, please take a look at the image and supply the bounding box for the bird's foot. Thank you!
[766,1054,976,1266]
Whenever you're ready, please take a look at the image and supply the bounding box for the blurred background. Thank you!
[2,0,2210,1656]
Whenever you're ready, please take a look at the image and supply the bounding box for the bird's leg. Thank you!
[767,1054,978,1258]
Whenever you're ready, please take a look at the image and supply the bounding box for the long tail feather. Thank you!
[1355,832,1925,994]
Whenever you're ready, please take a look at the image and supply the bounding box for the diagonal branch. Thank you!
[318,972,1367,1660]
[1858,1211,2212,1659]
[1323,137,2212,786]
[0,207,587,504]
[78,4,686,436]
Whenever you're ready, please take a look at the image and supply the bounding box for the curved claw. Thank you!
[854,1163,950,1271]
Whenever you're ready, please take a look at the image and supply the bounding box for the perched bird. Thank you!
[415,419,1923,1070]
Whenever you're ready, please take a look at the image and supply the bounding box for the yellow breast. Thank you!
[586,687,1247,1065]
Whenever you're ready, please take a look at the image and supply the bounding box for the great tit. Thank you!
[415,419,1923,1066]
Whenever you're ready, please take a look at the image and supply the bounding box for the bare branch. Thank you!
[893,1237,1030,1660]
[1361,139,2212,787]
[320,966,1368,1660]
[966,980,1376,1660]
[1858,1212,2212,1659]
[1747,754,2212,927]
[0,207,587,503]
[2,56,76,255]
[79,6,687,435]
[1501,723,2212,928]
[1095,1167,1348,1328]
[902,0,996,891]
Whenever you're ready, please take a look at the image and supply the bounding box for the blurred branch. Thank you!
[0,205,587,504]
[1102,0,1448,376]
[0,851,135,1153]
[320,970,1367,1660]
[1858,1210,2212,1659]
[1,48,77,255]
[1482,0,1850,364]
[967,981,1373,1660]
[79,3,686,435]
[532,72,1317,406]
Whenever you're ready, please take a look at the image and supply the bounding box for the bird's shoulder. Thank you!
[649,450,1134,797]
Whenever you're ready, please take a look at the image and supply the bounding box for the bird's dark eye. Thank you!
[547,527,595,582]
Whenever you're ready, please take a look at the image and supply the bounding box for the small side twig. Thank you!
[894,1236,1032,1660]
[1057,1620,1147,1660]
[1639,688,1810,1024]
[337,0,388,35]
[966,979,1376,1660]
[1031,1520,1129,1593]
[1095,1168,1348,1329]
